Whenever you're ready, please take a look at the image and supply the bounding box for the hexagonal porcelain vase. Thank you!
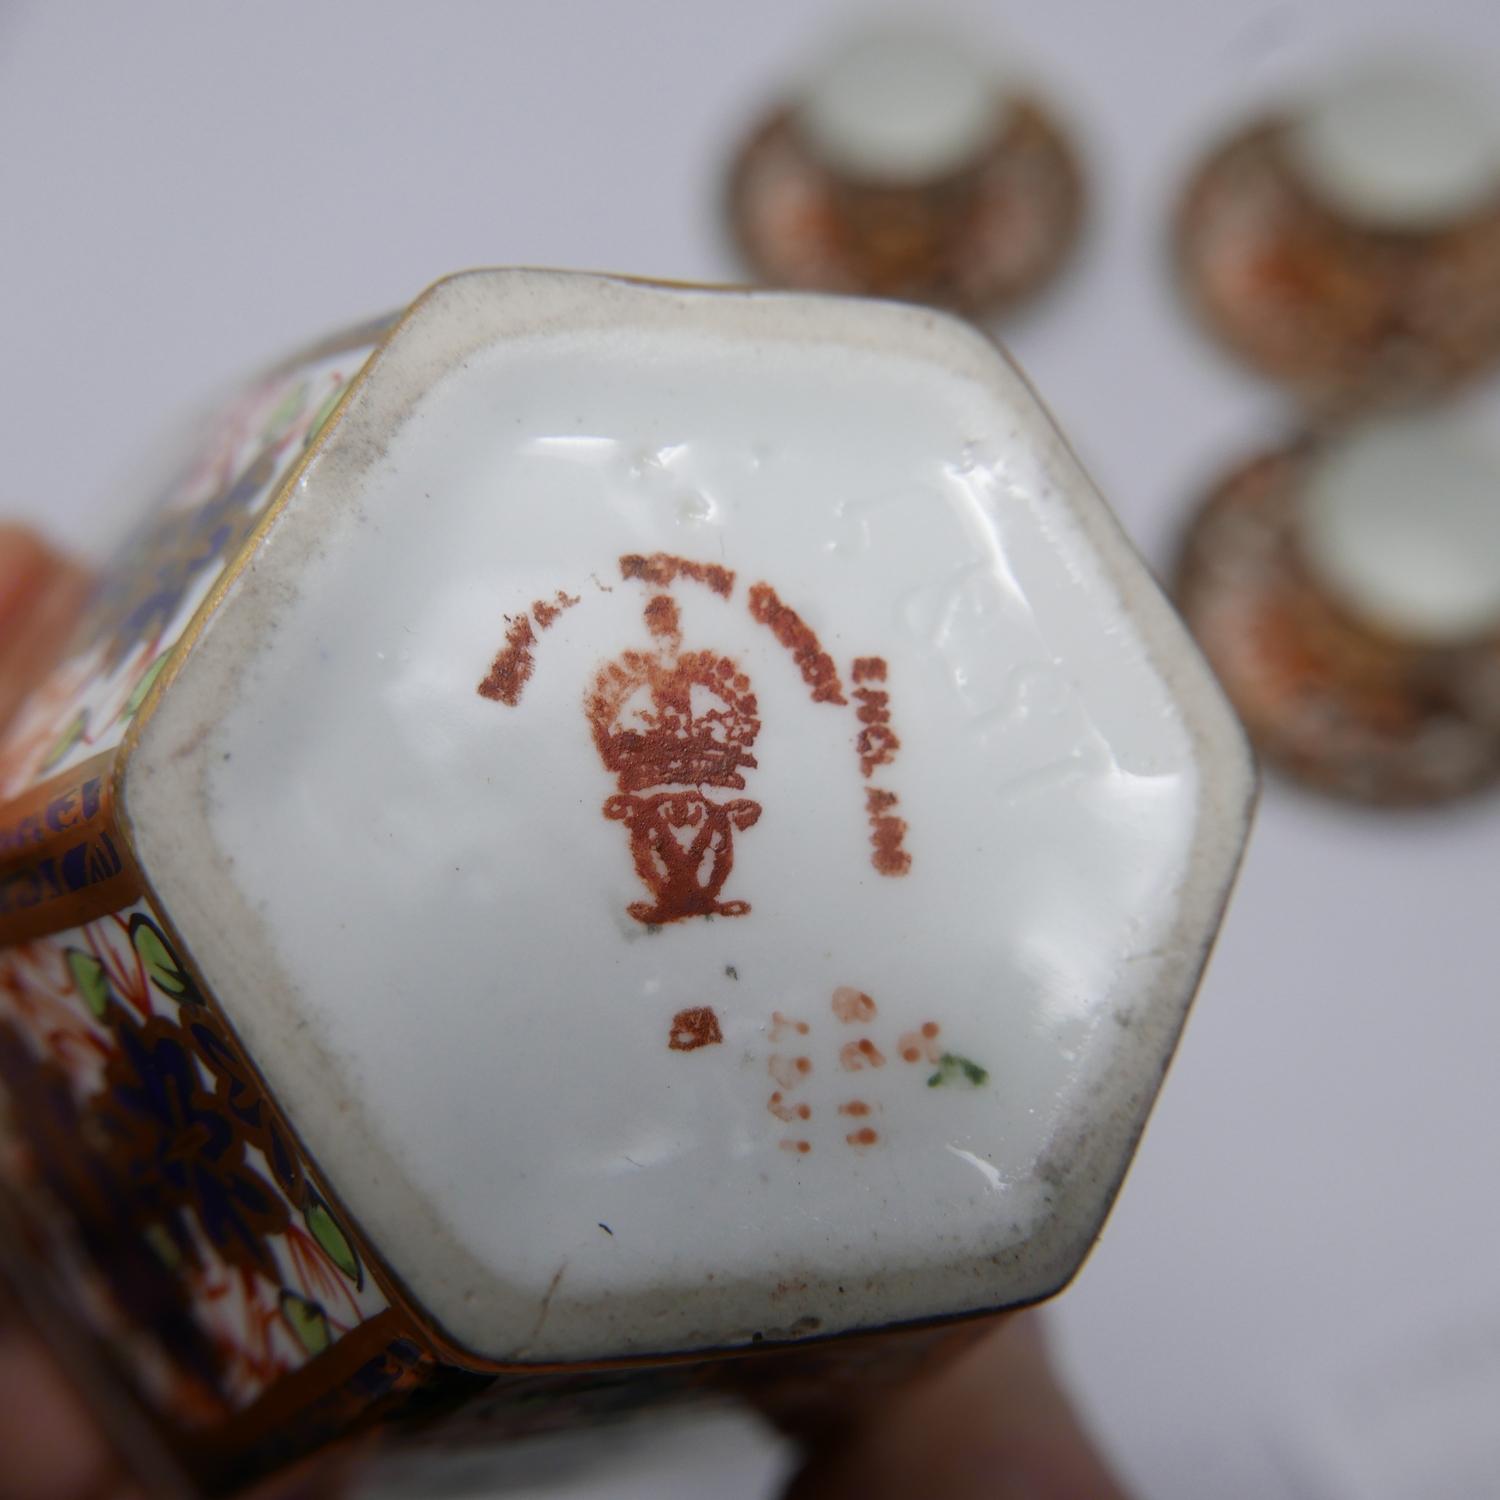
[0,271,1253,1494]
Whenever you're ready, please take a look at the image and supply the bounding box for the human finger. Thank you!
[0,1295,145,1500]
[0,524,91,735]
[782,1311,1133,1500]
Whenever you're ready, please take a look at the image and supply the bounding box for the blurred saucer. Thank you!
[1175,416,1500,805]
[1176,60,1500,409]
[726,21,1083,319]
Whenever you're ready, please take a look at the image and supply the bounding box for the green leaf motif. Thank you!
[39,710,87,774]
[131,917,190,1001]
[120,652,170,722]
[927,1053,990,1089]
[65,949,110,1019]
[280,1291,331,1355]
[263,380,309,444]
[306,1197,362,1285]
[143,1222,182,1269]
[303,383,346,449]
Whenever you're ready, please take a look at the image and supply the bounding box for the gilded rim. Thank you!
[0,751,144,944]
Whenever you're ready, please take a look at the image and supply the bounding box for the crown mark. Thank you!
[590,593,764,924]
[476,552,913,931]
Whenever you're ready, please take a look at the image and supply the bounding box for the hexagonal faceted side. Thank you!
[0,326,386,806]
[0,895,394,1429]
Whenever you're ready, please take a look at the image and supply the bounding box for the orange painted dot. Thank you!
[846,1127,879,1147]
[769,1055,807,1090]
[839,1100,871,1117]
[831,986,878,1024]
[901,1046,920,1062]
[769,1092,808,1123]
[922,1022,940,1038]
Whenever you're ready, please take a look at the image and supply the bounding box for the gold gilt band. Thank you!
[0,751,143,945]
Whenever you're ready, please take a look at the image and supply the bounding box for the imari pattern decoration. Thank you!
[0,902,388,1417]
[0,271,1254,1496]
[0,320,430,1488]
[0,334,382,806]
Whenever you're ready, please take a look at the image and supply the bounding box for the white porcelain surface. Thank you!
[795,23,1010,183]
[1298,415,1500,643]
[123,271,1251,1362]
[1286,60,1500,229]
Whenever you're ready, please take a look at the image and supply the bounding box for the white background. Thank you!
[4,3,1500,1497]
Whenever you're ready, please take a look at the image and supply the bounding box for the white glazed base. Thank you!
[122,271,1251,1363]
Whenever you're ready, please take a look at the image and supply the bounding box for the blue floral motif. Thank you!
[100,1014,289,1274]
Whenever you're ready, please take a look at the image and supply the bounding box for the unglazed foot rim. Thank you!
[1296,416,1500,645]
[122,270,1253,1363]
[793,22,1014,185]
[1284,59,1500,232]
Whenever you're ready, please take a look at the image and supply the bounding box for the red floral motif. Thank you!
[0,361,360,801]
[0,904,385,1422]
[0,652,96,799]
[0,940,111,1092]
